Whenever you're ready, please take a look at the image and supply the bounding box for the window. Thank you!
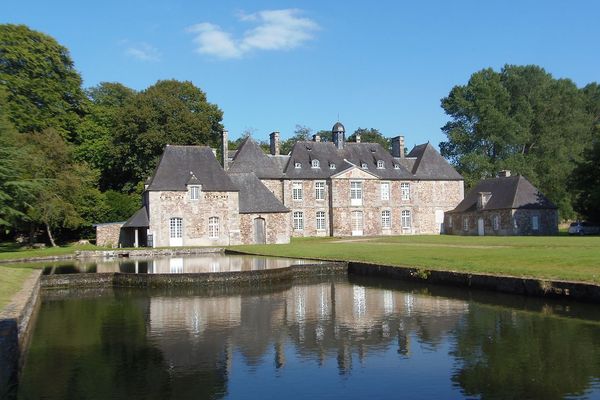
[292,182,303,201]
[351,210,363,235]
[189,185,200,200]
[329,163,336,170]
[316,211,326,230]
[532,215,539,231]
[448,216,453,228]
[350,181,363,205]
[361,163,368,169]
[315,181,325,200]
[381,182,390,200]
[401,182,410,201]
[493,215,500,231]
[169,217,182,238]
[311,159,320,168]
[208,217,219,239]
[293,211,304,231]
[401,210,411,229]
[394,164,400,170]
[295,162,301,169]
[463,217,469,231]
[377,160,385,169]
[381,210,391,229]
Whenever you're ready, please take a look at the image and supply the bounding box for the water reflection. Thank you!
[17,277,600,400]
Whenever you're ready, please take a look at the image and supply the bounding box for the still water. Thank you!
[18,275,600,400]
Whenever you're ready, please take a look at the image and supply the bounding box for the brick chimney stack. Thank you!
[269,131,280,155]
[222,129,228,170]
[391,136,405,158]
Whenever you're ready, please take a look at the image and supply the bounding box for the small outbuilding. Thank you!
[444,171,558,236]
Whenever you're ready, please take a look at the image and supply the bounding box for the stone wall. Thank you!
[261,179,284,202]
[283,179,331,237]
[147,190,241,247]
[96,222,124,247]
[239,212,291,244]
[444,208,558,236]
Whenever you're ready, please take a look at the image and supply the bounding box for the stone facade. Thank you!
[239,213,291,244]
[445,208,558,236]
[95,222,124,247]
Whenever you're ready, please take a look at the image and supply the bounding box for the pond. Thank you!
[16,274,600,399]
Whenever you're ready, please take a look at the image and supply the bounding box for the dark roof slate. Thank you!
[122,206,149,228]
[450,175,557,213]
[147,146,238,192]
[228,137,284,179]
[283,141,351,179]
[228,172,289,214]
[341,143,413,179]
[407,143,463,180]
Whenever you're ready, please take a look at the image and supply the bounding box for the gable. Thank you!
[331,165,379,180]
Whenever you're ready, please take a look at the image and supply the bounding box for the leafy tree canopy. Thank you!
[0,24,87,141]
[281,125,312,155]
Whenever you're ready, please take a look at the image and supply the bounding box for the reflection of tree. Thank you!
[451,304,600,400]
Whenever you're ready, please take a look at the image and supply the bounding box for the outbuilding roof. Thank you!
[407,143,463,180]
[227,137,284,179]
[122,206,149,228]
[228,172,289,214]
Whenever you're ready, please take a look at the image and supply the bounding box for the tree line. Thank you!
[1,24,598,246]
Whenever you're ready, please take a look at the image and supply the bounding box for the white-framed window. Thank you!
[352,210,364,235]
[448,216,453,228]
[381,210,391,229]
[311,159,320,168]
[381,182,390,200]
[316,211,326,230]
[208,216,219,239]
[377,160,385,169]
[292,182,303,201]
[295,162,301,169]
[293,211,304,231]
[493,215,500,231]
[315,181,325,201]
[350,181,363,206]
[401,182,410,201]
[189,185,200,200]
[401,210,411,229]
[463,217,469,231]
[532,215,539,231]
[394,164,400,170]
[361,163,368,169]
[329,163,336,170]
[170,217,183,238]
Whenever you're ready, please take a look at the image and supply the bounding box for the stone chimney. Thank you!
[312,134,321,142]
[391,136,405,158]
[498,170,511,177]
[355,134,361,143]
[221,129,228,170]
[477,192,492,210]
[270,131,280,155]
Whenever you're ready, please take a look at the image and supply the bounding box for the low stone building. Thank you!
[444,171,558,236]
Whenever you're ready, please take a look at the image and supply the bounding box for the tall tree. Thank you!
[0,24,87,141]
[348,127,390,148]
[108,80,223,191]
[440,65,595,218]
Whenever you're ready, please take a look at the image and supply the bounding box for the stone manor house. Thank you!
[96,122,464,247]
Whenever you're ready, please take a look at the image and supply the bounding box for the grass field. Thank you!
[231,235,600,284]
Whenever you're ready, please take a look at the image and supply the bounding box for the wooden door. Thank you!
[254,217,266,244]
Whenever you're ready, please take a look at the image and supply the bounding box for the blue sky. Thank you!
[3,0,600,149]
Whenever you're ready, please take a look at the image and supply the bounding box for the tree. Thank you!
[571,141,600,223]
[0,24,87,141]
[348,127,390,148]
[280,125,312,155]
[108,80,223,191]
[440,65,596,218]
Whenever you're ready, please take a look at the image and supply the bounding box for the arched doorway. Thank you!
[254,217,266,244]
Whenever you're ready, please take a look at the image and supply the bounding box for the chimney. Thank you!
[270,131,280,155]
[312,134,321,142]
[355,134,361,143]
[498,170,511,177]
[391,136,405,158]
[221,129,228,170]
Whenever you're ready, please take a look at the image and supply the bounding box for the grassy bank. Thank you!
[231,235,600,284]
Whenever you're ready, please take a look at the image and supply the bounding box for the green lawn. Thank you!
[0,265,39,309]
[230,235,600,284]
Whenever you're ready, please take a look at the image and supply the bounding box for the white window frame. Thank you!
[394,164,400,170]
[401,182,410,201]
[293,211,304,231]
[401,210,411,230]
[532,215,539,231]
[463,217,469,231]
[377,160,385,169]
[381,182,390,201]
[351,210,364,236]
[329,163,336,170]
[311,159,320,168]
[381,210,391,229]
[189,185,200,200]
[208,216,219,239]
[294,162,301,169]
[315,181,325,201]
[493,215,500,231]
[316,211,326,231]
[170,217,183,238]
[292,181,303,201]
[350,181,363,206]
[361,163,368,169]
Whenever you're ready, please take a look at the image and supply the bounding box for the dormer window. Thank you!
[394,164,400,170]
[295,162,301,169]
[377,160,384,169]
[329,163,336,170]
[361,163,368,169]
[189,185,201,200]
[311,159,320,168]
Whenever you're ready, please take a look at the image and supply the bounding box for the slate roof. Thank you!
[449,175,557,213]
[228,172,289,214]
[407,143,463,180]
[227,137,284,179]
[147,145,238,192]
[122,206,149,228]
[341,143,413,179]
[283,141,351,179]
